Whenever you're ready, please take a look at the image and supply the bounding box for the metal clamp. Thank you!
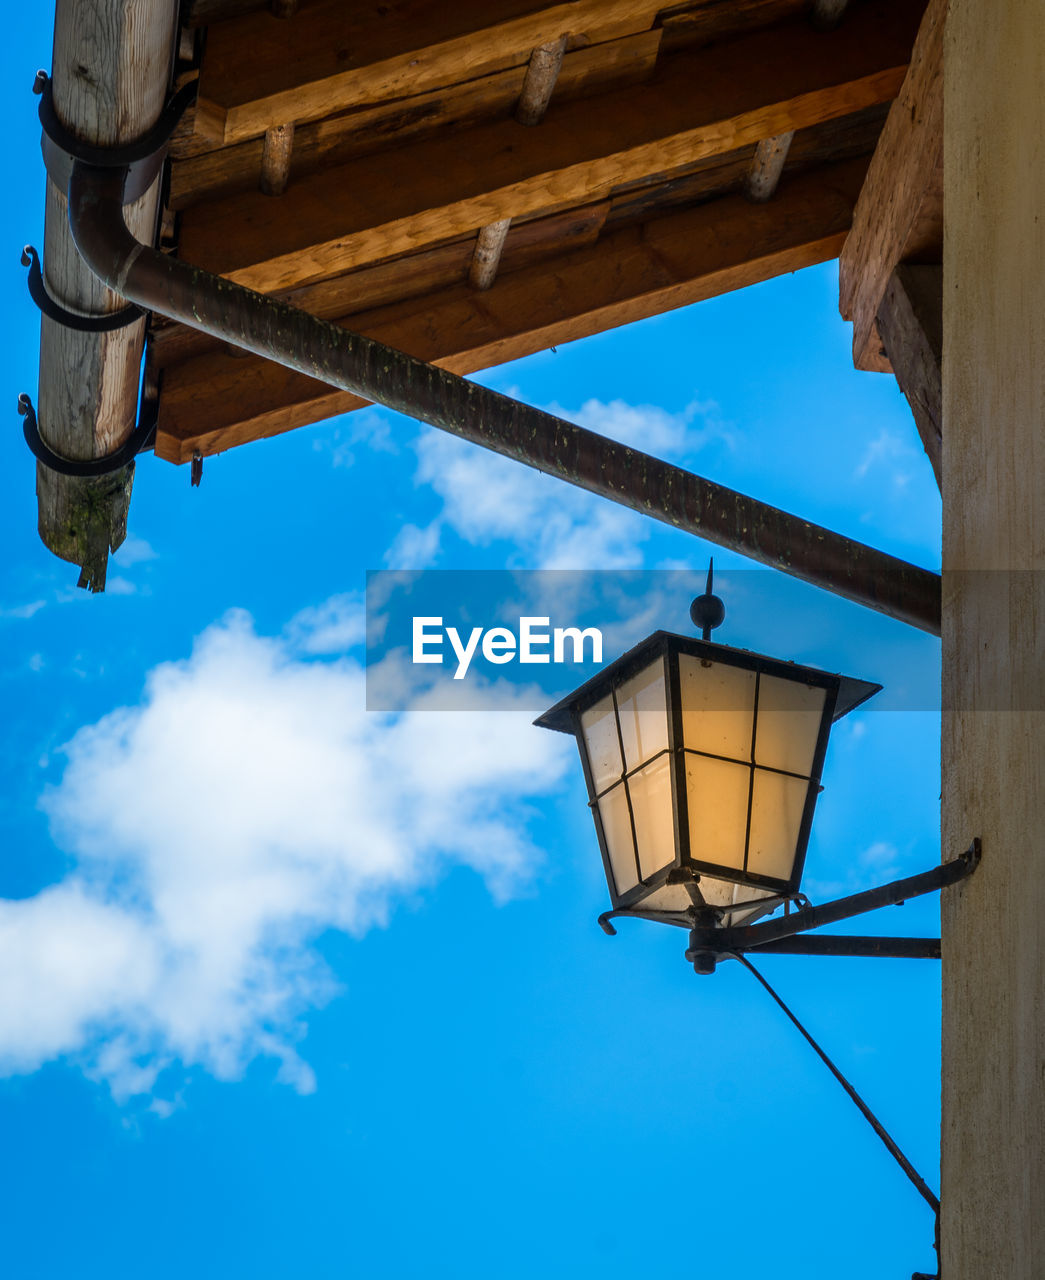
[21,245,144,332]
[17,392,155,478]
[34,69,197,204]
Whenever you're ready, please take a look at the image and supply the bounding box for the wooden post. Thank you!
[745,132,794,201]
[34,0,179,590]
[810,0,849,30]
[469,36,568,291]
[260,123,294,195]
[515,37,567,126]
[942,0,1045,1274]
[467,218,512,291]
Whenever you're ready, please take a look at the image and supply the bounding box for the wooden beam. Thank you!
[468,218,512,289]
[259,122,294,195]
[150,202,612,370]
[809,0,850,31]
[194,0,668,145]
[516,37,567,126]
[838,0,943,371]
[745,132,794,200]
[154,108,885,371]
[169,30,663,203]
[177,0,918,294]
[657,0,805,50]
[876,263,942,489]
[468,35,568,290]
[35,0,179,590]
[155,157,867,462]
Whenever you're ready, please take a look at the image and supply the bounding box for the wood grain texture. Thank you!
[194,0,666,144]
[169,30,662,205]
[746,131,794,200]
[876,263,942,488]
[36,0,179,588]
[155,157,866,462]
[838,0,943,370]
[150,201,612,369]
[657,0,805,50]
[516,36,567,125]
[177,0,917,294]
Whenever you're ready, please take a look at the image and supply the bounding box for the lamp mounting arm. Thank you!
[689,840,980,959]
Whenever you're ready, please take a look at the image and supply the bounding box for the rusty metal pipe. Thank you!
[68,162,942,634]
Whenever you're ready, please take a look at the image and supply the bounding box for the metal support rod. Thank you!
[698,842,980,954]
[67,162,942,635]
[736,953,941,1226]
[739,934,941,958]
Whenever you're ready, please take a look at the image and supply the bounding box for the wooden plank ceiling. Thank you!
[151,0,928,464]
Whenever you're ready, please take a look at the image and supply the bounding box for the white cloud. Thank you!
[111,534,157,567]
[0,599,46,620]
[390,398,733,570]
[854,428,918,491]
[2,607,567,1103]
[803,839,904,902]
[313,408,399,469]
[285,593,365,654]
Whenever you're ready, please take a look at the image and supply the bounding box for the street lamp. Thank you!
[535,565,980,1280]
[536,571,879,934]
[535,564,978,971]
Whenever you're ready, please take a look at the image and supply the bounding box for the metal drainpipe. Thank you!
[68,161,942,636]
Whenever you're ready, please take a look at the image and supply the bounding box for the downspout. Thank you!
[68,162,942,636]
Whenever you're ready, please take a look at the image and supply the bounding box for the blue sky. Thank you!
[1,10,944,1278]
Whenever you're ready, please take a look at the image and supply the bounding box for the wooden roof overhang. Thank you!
[148,0,931,466]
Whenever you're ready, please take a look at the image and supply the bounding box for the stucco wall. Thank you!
[942,0,1045,1275]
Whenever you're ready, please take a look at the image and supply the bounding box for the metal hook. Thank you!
[21,244,144,332]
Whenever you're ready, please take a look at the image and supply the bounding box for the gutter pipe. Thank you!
[68,162,942,635]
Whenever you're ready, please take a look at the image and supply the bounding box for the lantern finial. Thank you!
[689,559,725,640]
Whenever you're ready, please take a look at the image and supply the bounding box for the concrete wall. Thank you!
[942,1,1045,1275]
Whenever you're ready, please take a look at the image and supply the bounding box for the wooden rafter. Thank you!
[193,0,670,144]
[169,30,664,200]
[176,0,918,295]
[154,157,867,462]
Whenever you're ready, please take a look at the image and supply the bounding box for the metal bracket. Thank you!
[17,392,156,478]
[21,245,144,332]
[597,840,981,965]
[687,840,981,968]
[33,69,197,205]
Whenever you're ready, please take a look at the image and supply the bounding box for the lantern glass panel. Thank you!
[628,754,676,880]
[692,875,775,920]
[754,676,827,775]
[747,770,809,880]
[725,886,778,925]
[581,694,623,793]
[616,659,670,770]
[597,784,638,896]
[640,883,697,912]
[685,753,750,872]
[679,655,756,761]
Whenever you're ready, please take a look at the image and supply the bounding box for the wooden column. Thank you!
[35,0,179,589]
[941,0,1045,1275]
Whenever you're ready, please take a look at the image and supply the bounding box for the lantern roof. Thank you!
[534,630,881,735]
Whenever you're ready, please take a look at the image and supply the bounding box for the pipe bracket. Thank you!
[17,393,156,477]
[21,245,144,331]
[34,70,197,205]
